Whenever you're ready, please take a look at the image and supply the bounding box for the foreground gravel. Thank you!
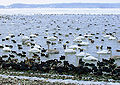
[0,76,76,85]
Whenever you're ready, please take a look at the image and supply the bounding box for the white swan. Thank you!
[22,36,29,42]
[0,44,4,47]
[28,48,40,53]
[34,44,41,49]
[75,36,85,40]
[47,36,57,41]
[73,36,85,43]
[75,52,90,57]
[97,50,111,54]
[83,56,98,61]
[109,36,116,40]
[47,49,59,54]
[73,39,82,43]
[69,45,81,49]
[3,47,11,52]
[103,35,111,38]
[9,33,15,37]
[84,34,93,37]
[5,36,10,40]
[30,34,37,38]
[79,42,89,46]
[65,49,76,54]
[103,34,116,40]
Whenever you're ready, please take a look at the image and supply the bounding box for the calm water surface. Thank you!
[0,8,120,66]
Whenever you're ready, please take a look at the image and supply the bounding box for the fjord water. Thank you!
[0,8,120,14]
[0,8,120,66]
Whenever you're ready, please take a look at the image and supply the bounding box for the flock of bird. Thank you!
[0,14,120,78]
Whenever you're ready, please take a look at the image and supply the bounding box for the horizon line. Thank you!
[1,2,120,6]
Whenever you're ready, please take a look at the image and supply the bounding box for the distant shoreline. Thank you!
[1,3,120,8]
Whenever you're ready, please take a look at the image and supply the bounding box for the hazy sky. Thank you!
[0,0,120,6]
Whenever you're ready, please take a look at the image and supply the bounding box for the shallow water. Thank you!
[0,14,120,66]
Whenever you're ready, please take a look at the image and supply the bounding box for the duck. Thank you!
[17,53,23,56]
[11,40,16,43]
[2,39,5,41]
[41,48,47,52]
[21,54,26,57]
[2,55,8,58]
[11,50,17,54]
[18,46,23,50]
[116,49,120,52]
[96,46,99,49]
[110,55,120,60]
[9,54,15,58]
[117,40,120,43]
[41,52,46,56]
[65,34,69,37]
[60,55,65,60]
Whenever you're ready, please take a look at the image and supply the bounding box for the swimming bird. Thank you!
[78,42,89,46]
[116,49,120,52]
[22,36,29,42]
[103,34,111,38]
[75,36,85,40]
[109,36,116,40]
[30,33,37,38]
[34,44,41,50]
[64,49,76,54]
[69,45,81,49]
[75,52,91,57]
[47,49,59,54]
[97,50,111,54]
[47,36,57,41]
[73,38,82,43]
[110,55,120,60]
[5,36,10,40]
[84,34,93,37]
[117,39,120,43]
[9,33,15,38]
[83,56,98,61]
[3,47,11,52]
[28,48,40,53]
[0,44,4,48]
